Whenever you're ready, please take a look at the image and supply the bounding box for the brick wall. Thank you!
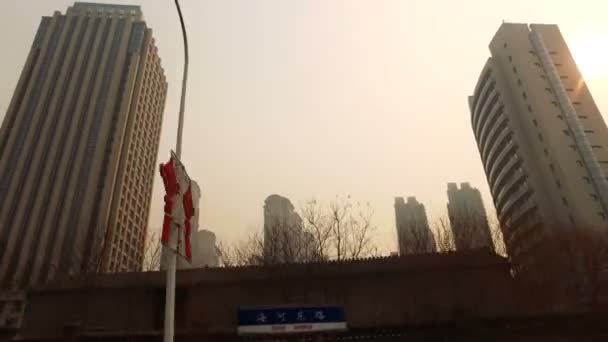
[17,250,534,340]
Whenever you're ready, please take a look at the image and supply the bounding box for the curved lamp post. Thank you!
[164,1,189,341]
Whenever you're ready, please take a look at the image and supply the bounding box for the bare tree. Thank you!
[323,196,377,260]
[142,231,162,271]
[217,235,263,267]
[434,217,456,253]
[217,196,378,266]
[263,215,312,264]
[300,199,332,261]
[433,214,506,256]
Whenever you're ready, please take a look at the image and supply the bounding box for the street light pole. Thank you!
[174,0,189,160]
[164,1,189,342]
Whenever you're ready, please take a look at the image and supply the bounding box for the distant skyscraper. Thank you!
[177,229,219,269]
[446,183,494,251]
[0,2,167,288]
[394,197,436,254]
[469,23,608,271]
[263,194,305,263]
[194,230,220,267]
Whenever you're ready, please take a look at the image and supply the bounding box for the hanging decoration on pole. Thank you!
[159,151,193,262]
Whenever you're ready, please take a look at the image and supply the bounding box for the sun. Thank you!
[571,32,608,80]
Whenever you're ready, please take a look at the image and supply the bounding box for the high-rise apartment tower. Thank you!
[394,197,436,254]
[263,194,311,263]
[0,2,167,288]
[447,183,494,251]
[469,23,608,271]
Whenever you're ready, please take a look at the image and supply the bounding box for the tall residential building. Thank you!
[193,229,220,268]
[447,183,494,251]
[176,229,219,269]
[469,23,608,271]
[263,194,307,263]
[394,197,436,254]
[0,2,167,288]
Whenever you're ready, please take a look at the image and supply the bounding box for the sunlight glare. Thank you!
[571,32,608,80]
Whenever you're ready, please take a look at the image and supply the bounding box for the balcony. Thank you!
[480,114,507,159]
[478,104,505,149]
[483,127,511,167]
[509,200,538,230]
[495,172,526,211]
[474,92,499,135]
[472,80,496,125]
[491,158,521,197]
[487,140,515,183]
[498,186,531,224]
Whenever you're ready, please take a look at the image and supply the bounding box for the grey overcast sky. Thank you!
[1,0,607,252]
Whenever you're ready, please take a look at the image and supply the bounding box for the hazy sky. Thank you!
[1,0,607,253]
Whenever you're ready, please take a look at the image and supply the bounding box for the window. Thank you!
[569,145,576,151]
[555,63,563,67]
[513,66,517,74]
[579,115,588,119]
[566,88,574,92]
[508,55,512,62]
[532,119,538,127]
[563,130,570,136]
[549,163,555,172]
[585,130,595,134]
[560,75,568,79]
[534,62,542,67]
[545,87,552,93]
[600,213,607,220]
[517,79,522,86]
[544,148,549,156]
[549,51,557,55]
[557,115,563,120]
[522,91,527,99]
[538,133,543,142]
[528,105,533,113]
[583,176,591,183]
[576,160,584,167]
[551,101,558,107]
[562,197,569,206]
[556,180,561,188]
[592,145,602,149]
[591,194,599,201]
[573,101,581,105]
[504,43,508,48]
[569,215,575,224]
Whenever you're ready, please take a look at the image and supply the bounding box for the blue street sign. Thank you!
[237,306,347,335]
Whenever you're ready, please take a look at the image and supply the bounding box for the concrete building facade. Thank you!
[0,2,167,288]
[469,23,608,271]
[394,197,436,254]
[447,183,494,251]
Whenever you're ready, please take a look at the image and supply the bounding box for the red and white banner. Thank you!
[159,152,195,261]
